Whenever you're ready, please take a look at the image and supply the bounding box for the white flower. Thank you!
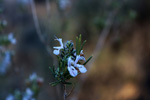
[67,56,87,77]
[67,65,78,77]
[67,57,77,77]
[8,33,16,45]
[67,57,74,66]
[0,51,11,75]
[80,50,86,61]
[74,54,87,73]
[29,73,37,81]
[6,94,14,100]
[53,38,63,55]
[26,88,33,96]
[23,88,33,100]
[37,77,44,83]
[75,64,87,73]
[59,0,71,10]
[74,50,86,63]
[74,55,87,73]
[74,52,76,56]
[80,50,84,54]
[74,55,86,64]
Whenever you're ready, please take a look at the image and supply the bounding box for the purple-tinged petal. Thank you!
[76,64,87,73]
[67,66,78,77]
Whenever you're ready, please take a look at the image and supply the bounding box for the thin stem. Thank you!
[30,0,57,65]
[87,6,121,70]
[66,84,74,98]
[45,0,51,18]
[63,84,74,99]
[63,84,66,100]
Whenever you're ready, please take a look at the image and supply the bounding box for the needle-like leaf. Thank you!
[80,40,86,53]
[83,56,93,65]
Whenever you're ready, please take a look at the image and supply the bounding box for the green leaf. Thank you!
[83,56,93,65]
[78,34,82,53]
[49,66,55,76]
[49,66,57,80]
[64,81,72,85]
[57,67,60,74]
[76,36,79,55]
[79,40,86,53]
[50,81,60,86]
[59,62,62,71]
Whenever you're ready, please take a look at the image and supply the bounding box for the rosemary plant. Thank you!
[50,34,92,99]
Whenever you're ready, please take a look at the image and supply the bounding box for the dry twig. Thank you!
[30,0,56,65]
[87,10,118,69]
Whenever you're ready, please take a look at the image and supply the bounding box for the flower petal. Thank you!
[80,50,84,54]
[74,52,76,56]
[55,38,63,48]
[75,55,86,65]
[68,57,74,67]
[67,66,78,77]
[74,55,80,64]
[53,38,63,55]
[6,94,14,100]
[76,64,87,73]
[53,49,60,55]
[80,56,86,61]
[11,39,16,44]
[8,33,17,44]
[53,46,62,49]
[29,73,37,81]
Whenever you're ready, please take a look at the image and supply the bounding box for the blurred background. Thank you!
[0,0,150,100]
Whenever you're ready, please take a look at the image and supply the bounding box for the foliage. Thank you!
[6,73,44,100]
[50,34,92,86]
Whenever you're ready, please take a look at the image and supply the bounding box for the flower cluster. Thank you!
[50,35,92,86]
[6,73,44,100]
[0,19,7,31]
[0,33,17,46]
[67,51,87,77]
[8,33,17,45]
[0,33,17,75]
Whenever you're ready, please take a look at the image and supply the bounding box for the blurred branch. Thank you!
[30,0,44,44]
[64,84,67,100]
[66,84,74,98]
[87,1,124,70]
[46,0,51,18]
[30,0,56,64]
[87,10,117,69]
[71,4,122,100]
[63,84,74,100]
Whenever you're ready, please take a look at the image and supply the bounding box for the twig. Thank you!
[30,0,45,44]
[63,84,67,100]
[30,0,56,65]
[66,84,74,98]
[63,84,74,100]
[87,9,119,70]
[87,1,123,70]
[71,7,121,100]
[45,0,51,18]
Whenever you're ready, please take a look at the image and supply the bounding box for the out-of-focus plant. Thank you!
[50,34,92,99]
[58,0,71,10]
[0,33,16,46]
[0,4,17,75]
[128,10,137,20]
[6,73,44,100]
[93,16,106,30]
[0,19,7,31]
[0,27,17,75]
